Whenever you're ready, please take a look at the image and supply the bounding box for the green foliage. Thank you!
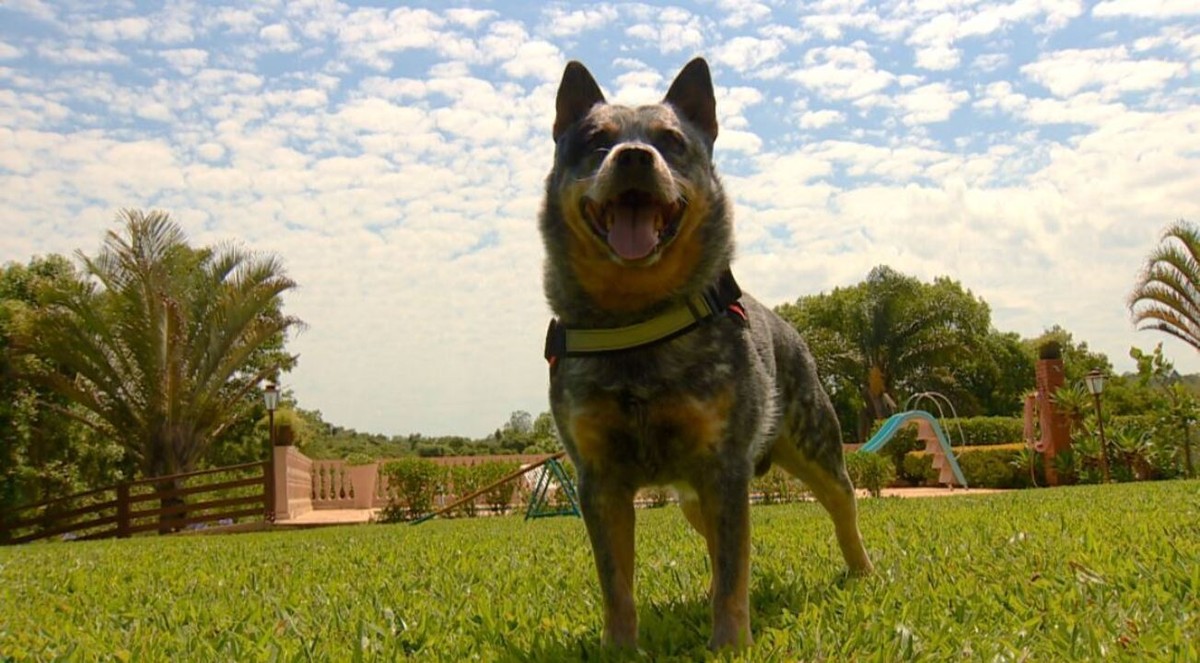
[1129,219,1200,352]
[844,452,896,497]
[777,265,995,442]
[343,452,373,467]
[905,443,1032,488]
[381,458,442,522]
[1,256,129,513]
[2,481,1197,660]
[639,486,673,508]
[15,211,302,486]
[751,466,809,505]
[477,461,522,514]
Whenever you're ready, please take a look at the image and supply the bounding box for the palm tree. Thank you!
[22,210,304,528]
[1130,219,1200,476]
[779,266,990,440]
[1130,220,1200,350]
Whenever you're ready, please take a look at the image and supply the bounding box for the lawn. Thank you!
[1,481,1197,661]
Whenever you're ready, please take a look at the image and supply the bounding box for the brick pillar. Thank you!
[1036,358,1072,485]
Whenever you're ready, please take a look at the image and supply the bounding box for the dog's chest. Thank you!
[563,385,736,482]
[552,330,761,483]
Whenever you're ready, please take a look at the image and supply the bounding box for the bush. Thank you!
[639,486,672,508]
[844,452,896,497]
[903,443,1029,489]
[477,461,521,514]
[447,464,485,518]
[380,458,442,522]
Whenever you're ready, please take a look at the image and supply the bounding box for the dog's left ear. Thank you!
[554,61,606,142]
[664,57,718,146]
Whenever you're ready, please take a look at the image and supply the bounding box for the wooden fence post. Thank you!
[116,483,131,538]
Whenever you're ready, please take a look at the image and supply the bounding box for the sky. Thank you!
[1,1,1198,439]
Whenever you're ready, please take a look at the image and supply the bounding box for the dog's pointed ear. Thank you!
[554,61,606,141]
[663,57,718,145]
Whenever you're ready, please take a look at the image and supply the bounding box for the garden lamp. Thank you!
[1084,369,1111,482]
[263,382,279,446]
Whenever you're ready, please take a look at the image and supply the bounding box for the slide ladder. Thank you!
[859,410,968,488]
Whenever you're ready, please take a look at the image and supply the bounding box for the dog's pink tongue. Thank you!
[608,205,658,260]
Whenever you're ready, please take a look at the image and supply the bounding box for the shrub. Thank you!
[447,464,485,518]
[844,452,896,497]
[477,461,521,514]
[903,443,1029,489]
[380,458,442,522]
[639,487,672,508]
[750,466,812,504]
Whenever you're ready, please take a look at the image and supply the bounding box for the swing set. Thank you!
[410,452,580,525]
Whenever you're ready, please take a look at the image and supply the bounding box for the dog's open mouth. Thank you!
[582,190,686,262]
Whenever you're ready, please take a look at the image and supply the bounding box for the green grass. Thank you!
[2,481,1198,661]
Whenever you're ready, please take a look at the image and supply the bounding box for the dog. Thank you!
[539,57,873,651]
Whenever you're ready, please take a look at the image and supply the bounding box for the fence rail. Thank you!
[0,460,272,545]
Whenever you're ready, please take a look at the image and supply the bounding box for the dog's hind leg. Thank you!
[677,487,716,596]
[577,473,639,648]
[771,420,873,575]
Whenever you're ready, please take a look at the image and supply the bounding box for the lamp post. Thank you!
[263,382,279,447]
[1084,369,1111,483]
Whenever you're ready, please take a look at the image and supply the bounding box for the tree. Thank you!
[16,210,303,528]
[1130,220,1200,352]
[777,266,991,441]
[1131,344,1197,477]
[1,256,127,516]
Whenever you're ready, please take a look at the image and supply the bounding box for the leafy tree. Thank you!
[1131,344,1197,477]
[777,266,991,441]
[15,210,303,528]
[954,330,1035,417]
[1,256,127,515]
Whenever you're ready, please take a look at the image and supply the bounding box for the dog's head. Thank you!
[541,58,732,316]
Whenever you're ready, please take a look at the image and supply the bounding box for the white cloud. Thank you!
[37,41,129,65]
[715,0,771,28]
[972,53,1009,72]
[624,9,706,54]
[259,24,300,52]
[159,48,208,74]
[1093,0,1200,18]
[895,82,971,124]
[1022,46,1187,98]
[714,36,785,72]
[790,44,896,101]
[2,1,1199,440]
[0,41,22,60]
[89,17,152,42]
[541,6,618,37]
[798,109,846,129]
[501,39,564,82]
[445,8,497,30]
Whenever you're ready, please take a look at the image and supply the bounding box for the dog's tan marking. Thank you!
[569,387,734,475]
[560,188,710,313]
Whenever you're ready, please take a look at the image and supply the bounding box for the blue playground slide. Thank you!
[858,410,968,488]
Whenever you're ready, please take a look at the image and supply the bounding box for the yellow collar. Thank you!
[544,270,742,362]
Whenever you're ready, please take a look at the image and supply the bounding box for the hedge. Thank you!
[902,443,1034,489]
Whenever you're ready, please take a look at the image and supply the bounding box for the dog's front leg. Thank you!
[577,472,638,648]
[696,471,753,650]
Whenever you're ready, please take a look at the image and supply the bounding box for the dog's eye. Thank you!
[656,130,688,156]
[586,129,615,152]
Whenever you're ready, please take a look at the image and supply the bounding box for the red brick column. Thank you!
[1036,358,1072,485]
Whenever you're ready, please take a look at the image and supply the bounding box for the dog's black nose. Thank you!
[616,146,654,168]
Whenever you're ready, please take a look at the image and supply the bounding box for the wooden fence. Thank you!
[0,461,272,545]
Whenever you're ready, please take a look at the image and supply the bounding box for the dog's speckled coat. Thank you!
[540,58,873,651]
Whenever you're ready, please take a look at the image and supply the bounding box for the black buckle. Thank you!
[544,319,566,363]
